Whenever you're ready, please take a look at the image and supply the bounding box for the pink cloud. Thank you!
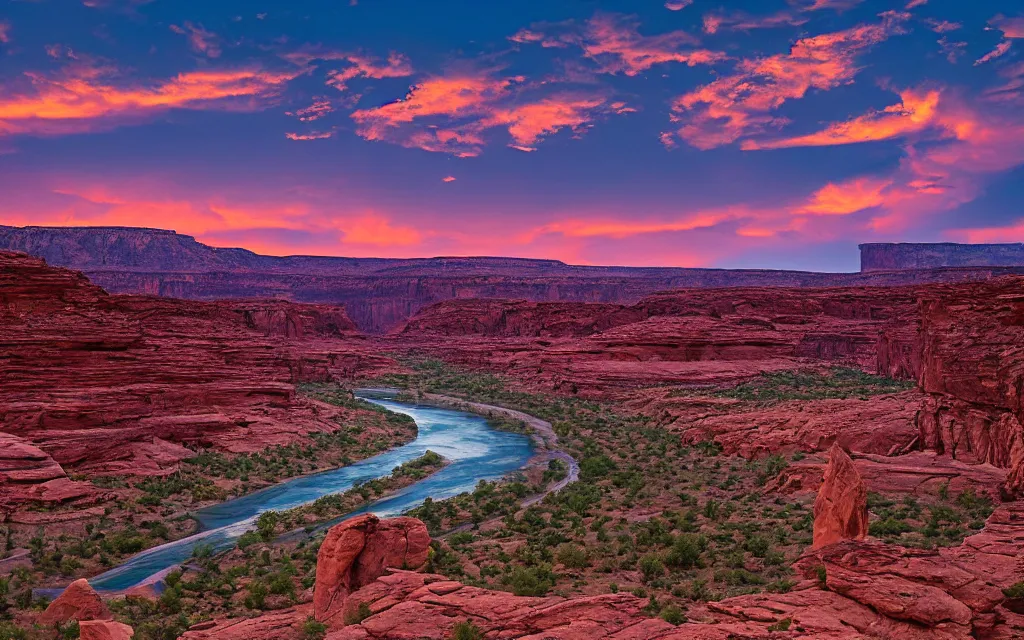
[905,0,927,8]
[327,53,413,91]
[442,176,456,182]
[285,130,334,140]
[669,14,908,149]
[170,22,221,58]
[926,19,961,33]
[975,40,1012,66]
[511,13,726,76]
[287,98,334,122]
[0,21,10,44]
[664,1,692,11]
[702,11,808,34]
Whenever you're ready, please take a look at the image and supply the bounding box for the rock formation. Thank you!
[6,225,1024,333]
[813,444,869,548]
[0,251,394,516]
[861,242,1024,272]
[314,514,431,626]
[79,620,135,640]
[39,578,111,625]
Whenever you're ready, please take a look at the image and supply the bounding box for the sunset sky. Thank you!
[1,0,1022,270]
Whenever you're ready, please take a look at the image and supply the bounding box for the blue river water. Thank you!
[87,395,534,591]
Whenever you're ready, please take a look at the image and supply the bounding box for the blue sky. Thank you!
[0,0,1022,270]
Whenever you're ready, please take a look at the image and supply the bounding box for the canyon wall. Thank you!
[0,251,392,510]
[6,226,1024,333]
[861,242,1024,272]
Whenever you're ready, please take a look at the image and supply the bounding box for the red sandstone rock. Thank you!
[0,251,395,504]
[79,620,135,640]
[39,579,111,625]
[178,606,312,639]
[314,515,430,626]
[813,444,868,549]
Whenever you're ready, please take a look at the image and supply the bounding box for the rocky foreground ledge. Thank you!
[39,445,1021,640]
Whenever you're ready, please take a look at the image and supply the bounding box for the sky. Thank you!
[0,0,1022,271]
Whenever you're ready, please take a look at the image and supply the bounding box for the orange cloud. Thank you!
[342,214,421,246]
[669,14,908,149]
[797,177,892,215]
[744,88,940,150]
[0,62,302,138]
[170,22,221,58]
[350,74,617,156]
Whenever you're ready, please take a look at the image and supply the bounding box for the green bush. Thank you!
[449,620,484,640]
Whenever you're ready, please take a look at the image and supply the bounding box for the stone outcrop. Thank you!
[813,444,869,548]
[179,606,312,640]
[79,620,135,640]
[861,242,1024,272]
[39,578,111,625]
[314,515,431,626]
[7,225,1024,333]
[910,278,1024,498]
[0,251,394,509]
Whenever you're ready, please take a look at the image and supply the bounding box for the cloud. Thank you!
[442,176,456,182]
[976,40,1012,66]
[954,221,1024,243]
[285,130,334,140]
[0,62,302,138]
[992,15,1024,39]
[793,0,864,12]
[342,214,421,246]
[327,53,413,91]
[665,1,692,10]
[170,22,221,58]
[702,11,808,34]
[797,177,892,214]
[282,49,413,91]
[905,0,927,8]
[286,98,333,122]
[511,13,726,76]
[668,14,908,149]
[349,73,619,156]
[926,19,961,33]
[45,44,78,59]
[0,21,10,44]
[743,88,940,149]
[938,37,968,63]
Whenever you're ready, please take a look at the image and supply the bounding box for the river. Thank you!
[86,394,535,592]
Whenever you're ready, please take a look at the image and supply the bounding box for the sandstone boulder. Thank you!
[314,515,430,626]
[39,579,111,625]
[813,444,868,548]
[79,620,135,640]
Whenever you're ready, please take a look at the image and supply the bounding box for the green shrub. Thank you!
[301,616,327,640]
[449,620,484,640]
[555,544,589,569]
[659,605,685,625]
[344,601,372,625]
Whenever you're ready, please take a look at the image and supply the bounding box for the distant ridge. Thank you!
[860,242,1024,272]
[4,225,1024,333]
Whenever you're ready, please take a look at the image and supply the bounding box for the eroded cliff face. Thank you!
[0,251,392,511]
[8,226,1024,334]
[912,279,1024,498]
[861,242,1024,272]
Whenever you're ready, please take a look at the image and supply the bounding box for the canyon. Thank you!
[3,238,1024,639]
[5,226,1024,333]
